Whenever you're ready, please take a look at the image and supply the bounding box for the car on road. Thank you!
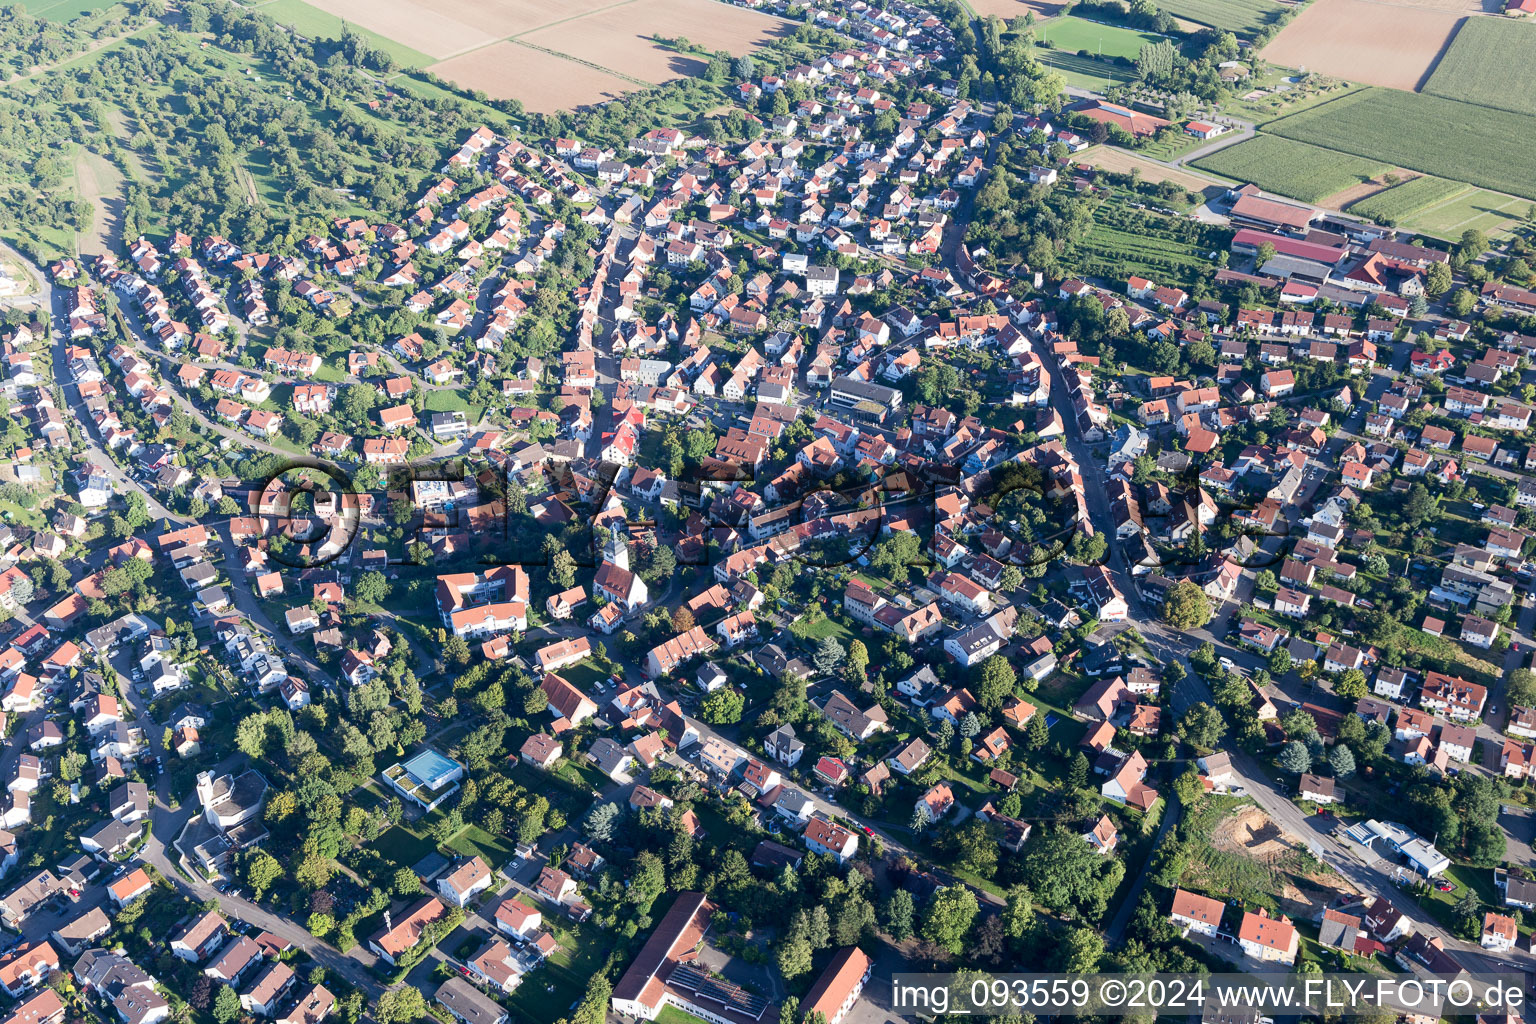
[859,824,874,836]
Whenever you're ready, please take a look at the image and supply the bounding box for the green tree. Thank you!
[1067,752,1089,792]
[700,687,745,724]
[921,886,980,955]
[882,889,916,941]
[213,984,241,1024]
[584,802,621,842]
[1176,702,1226,751]
[1021,827,1124,920]
[1425,261,1453,296]
[444,635,471,666]
[1507,668,1536,708]
[777,936,814,979]
[975,655,1017,711]
[1278,740,1311,774]
[1002,884,1035,939]
[1335,669,1368,700]
[354,570,390,605]
[1268,647,1292,676]
[1024,711,1049,751]
[847,639,869,680]
[549,550,577,590]
[1162,580,1212,631]
[373,986,426,1024]
[1328,744,1356,779]
[245,850,282,899]
[1057,926,1105,973]
[813,636,846,675]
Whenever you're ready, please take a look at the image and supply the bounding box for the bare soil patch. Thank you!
[1260,0,1465,90]
[1210,805,1299,859]
[972,0,1069,16]
[1193,804,1360,918]
[519,0,795,85]
[1077,145,1227,193]
[432,0,625,38]
[1318,167,1421,209]
[426,41,640,113]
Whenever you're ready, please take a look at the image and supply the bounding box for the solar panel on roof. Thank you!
[669,965,770,1019]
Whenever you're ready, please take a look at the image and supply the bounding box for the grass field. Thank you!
[1423,16,1536,117]
[255,0,435,67]
[1037,15,1170,60]
[1399,187,1530,240]
[1157,0,1285,35]
[1191,135,1386,203]
[1264,88,1536,201]
[420,387,484,423]
[1034,48,1136,91]
[20,0,114,20]
[1346,176,1468,224]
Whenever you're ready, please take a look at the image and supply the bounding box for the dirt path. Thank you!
[238,165,261,207]
[0,22,150,89]
[1076,145,1229,193]
[1318,167,1421,210]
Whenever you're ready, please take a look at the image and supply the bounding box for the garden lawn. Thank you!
[420,387,484,423]
[1263,88,1536,200]
[507,917,613,1024]
[445,824,517,869]
[557,659,610,691]
[372,823,439,870]
[656,1007,714,1024]
[1191,135,1386,203]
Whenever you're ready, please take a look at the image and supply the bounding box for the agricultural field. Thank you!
[256,0,437,66]
[1036,14,1171,60]
[1156,0,1286,36]
[1074,197,1223,280]
[1346,175,1467,225]
[1264,88,1536,200]
[297,0,790,108]
[1191,135,1386,204]
[969,0,1069,16]
[1259,0,1464,91]
[1422,16,1536,116]
[517,0,794,85]
[425,41,641,113]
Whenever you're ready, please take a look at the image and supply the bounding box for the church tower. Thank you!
[602,521,630,571]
